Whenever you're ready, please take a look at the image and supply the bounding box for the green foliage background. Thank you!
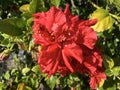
[0,0,120,90]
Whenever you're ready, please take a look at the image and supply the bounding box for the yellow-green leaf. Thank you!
[112,66,120,80]
[31,65,41,74]
[102,54,114,69]
[24,86,32,90]
[3,71,10,80]
[0,82,6,90]
[90,8,114,32]
[19,4,32,18]
[19,4,30,12]
[22,67,30,75]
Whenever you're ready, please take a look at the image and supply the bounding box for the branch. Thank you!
[70,0,75,7]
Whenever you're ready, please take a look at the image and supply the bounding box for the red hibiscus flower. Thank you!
[32,4,106,89]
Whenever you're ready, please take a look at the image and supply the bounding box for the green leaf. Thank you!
[24,86,32,90]
[21,12,32,19]
[46,75,58,90]
[50,0,61,7]
[22,67,30,75]
[0,82,7,90]
[105,69,113,76]
[0,34,10,46]
[30,77,39,88]
[26,18,33,27]
[1,33,10,38]
[31,65,41,74]
[29,0,47,13]
[109,0,114,4]
[67,74,80,88]
[0,38,9,46]
[29,0,37,13]
[90,8,114,32]
[0,18,26,36]
[3,71,10,80]
[102,54,114,69]
[15,77,19,83]
[30,78,35,87]
[11,68,18,75]
[112,66,120,79]
[19,4,32,18]
[113,0,120,11]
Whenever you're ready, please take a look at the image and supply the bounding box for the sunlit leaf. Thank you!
[24,86,32,90]
[112,66,120,79]
[22,67,30,75]
[17,83,25,90]
[19,4,30,12]
[0,18,26,36]
[19,4,32,18]
[90,8,114,32]
[31,65,41,74]
[3,71,10,80]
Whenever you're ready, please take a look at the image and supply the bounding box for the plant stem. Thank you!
[70,0,75,7]
[109,13,120,22]
[70,0,79,15]
[88,0,100,9]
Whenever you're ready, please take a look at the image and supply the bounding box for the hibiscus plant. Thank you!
[0,0,120,90]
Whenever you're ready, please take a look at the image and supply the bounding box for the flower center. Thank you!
[38,25,55,41]
[57,31,72,46]
[38,25,73,46]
